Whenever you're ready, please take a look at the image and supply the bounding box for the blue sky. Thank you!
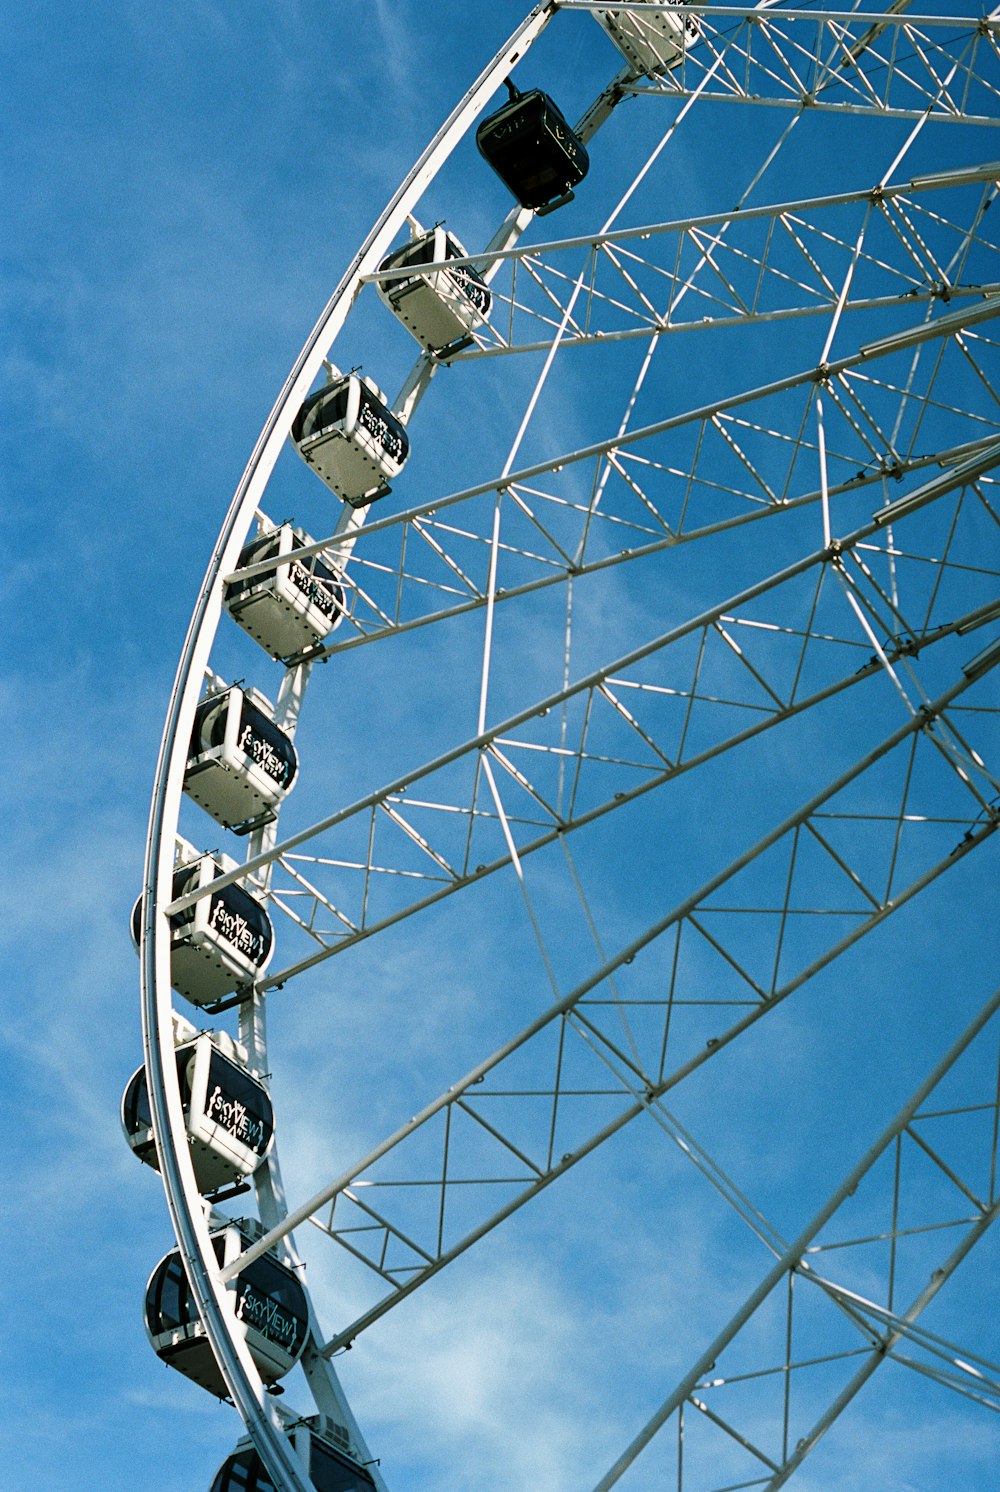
[2,3,999,1489]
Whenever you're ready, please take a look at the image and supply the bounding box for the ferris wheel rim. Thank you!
[135,5,1000,1487]
[137,4,594,1485]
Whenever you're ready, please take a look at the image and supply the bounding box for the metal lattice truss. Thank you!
[213,531,1000,1332]
[197,7,1000,1434]
[233,695,997,1346]
[236,162,1000,662]
[138,7,1000,1488]
[589,981,1000,1490]
[204,460,1000,989]
[377,163,1000,361]
[563,2,1000,126]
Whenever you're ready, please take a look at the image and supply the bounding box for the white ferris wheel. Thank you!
[127,4,1000,1488]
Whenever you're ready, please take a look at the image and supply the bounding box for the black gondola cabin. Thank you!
[224,522,345,661]
[122,1020,274,1193]
[131,844,274,1006]
[376,225,491,356]
[476,86,588,213]
[211,1420,377,1492]
[144,1221,308,1397]
[185,683,298,829]
[292,372,409,507]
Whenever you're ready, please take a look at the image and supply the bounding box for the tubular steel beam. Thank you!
[217,659,999,1306]
[590,983,1000,1491]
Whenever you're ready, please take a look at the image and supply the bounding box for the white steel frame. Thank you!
[135,5,1000,1489]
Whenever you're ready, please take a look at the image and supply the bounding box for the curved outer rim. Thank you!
[138,5,560,1487]
[136,5,1000,1484]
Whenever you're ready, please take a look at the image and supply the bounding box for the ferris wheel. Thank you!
[126,4,1000,1488]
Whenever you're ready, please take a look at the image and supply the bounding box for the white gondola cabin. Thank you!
[185,683,298,829]
[224,522,345,661]
[131,845,274,1006]
[121,1020,274,1193]
[376,226,491,356]
[291,371,409,507]
[144,1221,308,1397]
[476,85,589,213]
[592,2,700,77]
[211,1420,377,1492]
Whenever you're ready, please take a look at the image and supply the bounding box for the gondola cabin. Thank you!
[224,522,345,661]
[476,86,588,213]
[131,846,274,1006]
[291,372,409,507]
[144,1221,308,1397]
[121,1026,274,1193]
[185,683,298,829]
[211,1420,377,1492]
[592,2,700,77]
[376,226,491,356]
